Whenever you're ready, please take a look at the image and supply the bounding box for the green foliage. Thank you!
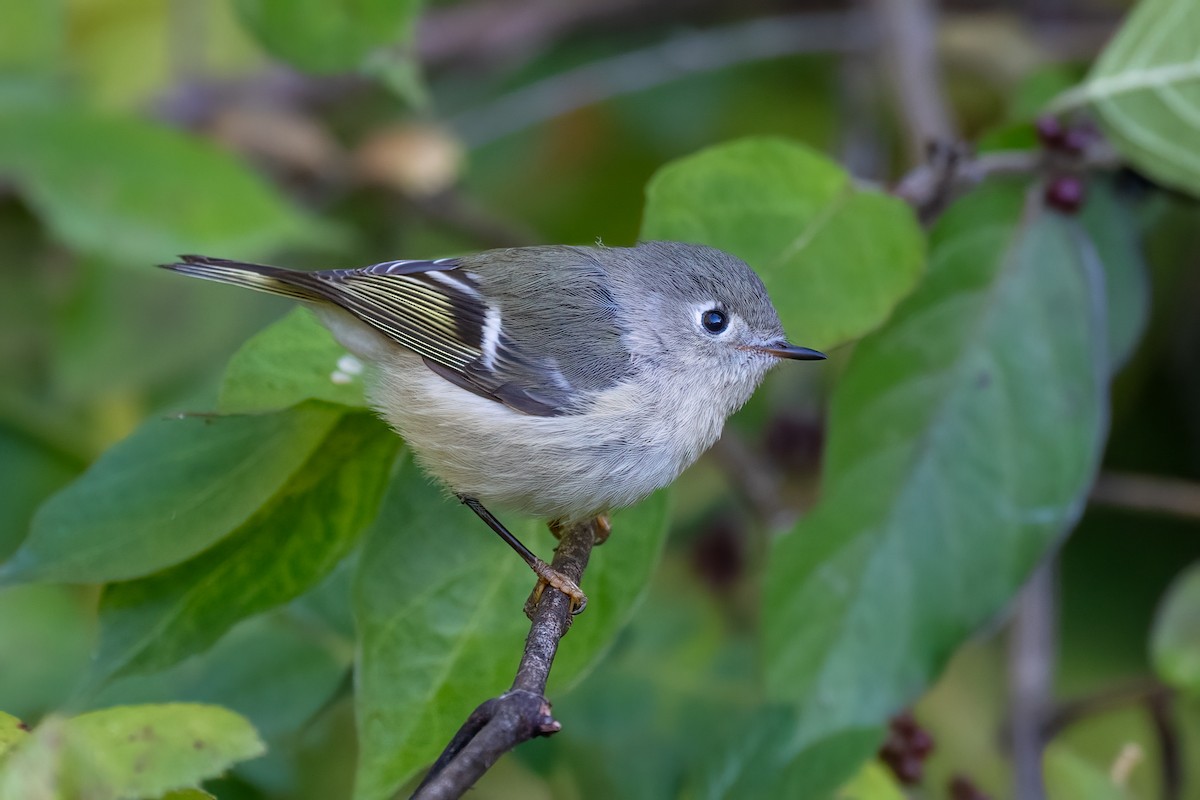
[93,413,397,680]
[220,309,369,414]
[642,137,925,351]
[1151,561,1200,692]
[2,1,1198,798]
[3,404,345,585]
[1043,743,1132,800]
[0,704,264,800]
[764,182,1108,761]
[1061,0,1200,194]
[0,110,324,265]
[234,0,422,74]
[352,455,669,800]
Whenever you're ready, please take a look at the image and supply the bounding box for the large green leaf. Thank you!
[763,183,1108,779]
[641,137,925,351]
[1058,0,1200,195]
[1079,179,1149,371]
[0,109,321,264]
[220,308,369,415]
[690,712,883,800]
[0,704,264,800]
[0,424,79,560]
[352,456,669,800]
[92,413,396,680]
[1150,561,1200,693]
[235,0,421,74]
[2,403,344,585]
[1044,743,1131,800]
[90,611,351,741]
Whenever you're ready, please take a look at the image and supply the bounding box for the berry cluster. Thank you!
[948,774,992,800]
[878,711,934,785]
[1035,115,1094,214]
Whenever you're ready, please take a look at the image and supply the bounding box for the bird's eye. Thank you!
[701,309,728,334]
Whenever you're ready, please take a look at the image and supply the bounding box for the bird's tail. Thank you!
[160,255,327,303]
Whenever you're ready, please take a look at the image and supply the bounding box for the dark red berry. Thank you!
[949,774,992,800]
[890,710,919,737]
[1035,116,1066,149]
[908,727,934,757]
[889,753,924,785]
[1044,175,1086,213]
[1059,126,1092,156]
[878,732,906,760]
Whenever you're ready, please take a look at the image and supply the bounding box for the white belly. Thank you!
[368,350,726,520]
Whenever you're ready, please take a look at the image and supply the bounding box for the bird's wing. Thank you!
[163,254,627,416]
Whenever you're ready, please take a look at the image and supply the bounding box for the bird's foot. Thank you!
[524,558,587,618]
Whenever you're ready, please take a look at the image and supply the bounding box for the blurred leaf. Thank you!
[641,137,924,351]
[1151,561,1200,692]
[220,309,368,414]
[836,761,906,800]
[0,704,264,800]
[91,611,350,741]
[0,711,29,760]
[94,413,396,679]
[1060,0,1200,195]
[0,109,323,264]
[0,425,80,560]
[691,712,883,800]
[0,585,93,721]
[1044,743,1131,800]
[3,403,344,585]
[352,456,669,800]
[234,0,421,74]
[160,790,215,800]
[0,0,63,71]
[1079,179,1150,371]
[764,184,1108,777]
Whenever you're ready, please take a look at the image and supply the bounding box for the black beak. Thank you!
[752,341,827,361]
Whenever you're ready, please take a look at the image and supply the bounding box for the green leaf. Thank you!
[3,403,344,585]
[641,137,925,351]
[1044,743,1131,800]
[352,456,669,800]
[94,413,396,679]
[0,585,93,721]
[1079,179,1150,370]
[0,711,29,761]
[0,424,79,560]
[234,0,422,74]
[0,109,322,264]
[691,712,883,800]
[0,704,264,800]
[90,611,351,742]
[1057,0,1200,195]
[836,761,906,800]
[219,308,369,414]
[763,183,1108,771]
[0,0,63,71]
[1151,561,1200,692]
[352,455,530,800]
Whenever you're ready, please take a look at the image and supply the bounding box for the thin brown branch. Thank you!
[411,518,598,800]
[868,0,956,164]
[1008,562,1056,800]
[889,142,1121,222]
[1042,679,1169,739]
[1148,689,1184,800]
[1090,471,1200,521]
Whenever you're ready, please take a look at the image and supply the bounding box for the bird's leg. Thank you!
[459,496,587,615]
[548,514,611,545]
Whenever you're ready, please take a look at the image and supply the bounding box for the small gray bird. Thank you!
[162,242,824,612]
